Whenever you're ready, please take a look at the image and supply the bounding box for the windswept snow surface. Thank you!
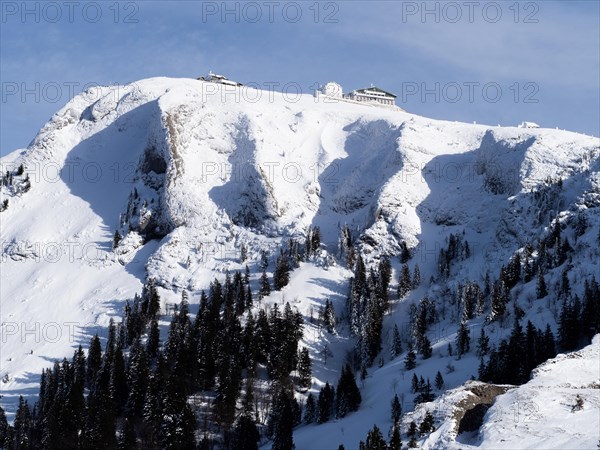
[1,77,599,448]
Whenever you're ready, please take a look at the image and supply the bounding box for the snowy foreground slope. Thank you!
[1,77,599,447]
[402,335,600,450]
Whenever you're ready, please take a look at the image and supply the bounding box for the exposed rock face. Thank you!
[453,382,513,435]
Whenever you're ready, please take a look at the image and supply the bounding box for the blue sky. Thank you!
[1,1,599,156]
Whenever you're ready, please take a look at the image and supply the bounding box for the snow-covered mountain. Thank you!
[1,77,599,448]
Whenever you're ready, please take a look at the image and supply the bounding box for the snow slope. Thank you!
[401,335,600,450]
[1,77,599,447]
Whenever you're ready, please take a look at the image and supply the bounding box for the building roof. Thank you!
[208,71,227,80]
[198,71,243,86]
[351,86,397,98]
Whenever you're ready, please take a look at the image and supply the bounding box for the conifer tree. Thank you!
[104,318,117,363]
[419,411,435,435]
[378,256,392,292]
[478,357,487,380]
[536,269,548,299]
[389,426,402,450]
[411,373,419,393]
[559,269,571,299]
[317,382,335,424]
[83,387,117,450]
[271,387,295,450]
[291,396,302,427]
[398,264,412,298]
[556,237,571,266]
[304,393,317,424]
[404,342,417,370]
[246,285,253,310]
[323,299,336,333]
[456,321,471,357]
[558,298,581,351]
[110,346,128,413]
[232,415,259,450]
[242,312,257,376]
[147,318,160,359]
[113,230,122,249]
[232,271,246,317]
[297,347,312,391]
[476,328,490,357]
[117,418,137,450]
[420,335,432,359]
[304,228,314,257]
[87,334,102,390]
[71,345,87,427]
[391,323,403,359]
[254,309,271,365]
[259,269,271,299]
[274,252,291,290]
[260,250,269,271]
[159,382,197,450]
[543,323,557,360]
[365,424,387,450]
[582,277,600,339]
[0,405,8,449]
[490,279,507,323]
[245,264,251,284]
[143,280,161,321]
[311,226,321,253]
[523,243,534,282]
[435,371,444,390]
[504,253,521,289]
[349,255,366,335]
[141,373,163,446]
[412,264,421,288]
[267,303,303,380]
[402,422,413,440]
[126,338,149,415]
[400,241,411,264]
[391,394,402,424]
[335,364,361,418]
[414,378,434,404]
[13,396,32,450]
[338,225,352,259]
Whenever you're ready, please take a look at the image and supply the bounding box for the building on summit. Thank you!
[345,85,397,106]
[317,82,397,107]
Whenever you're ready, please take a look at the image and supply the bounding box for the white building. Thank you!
[345,86,396,106]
